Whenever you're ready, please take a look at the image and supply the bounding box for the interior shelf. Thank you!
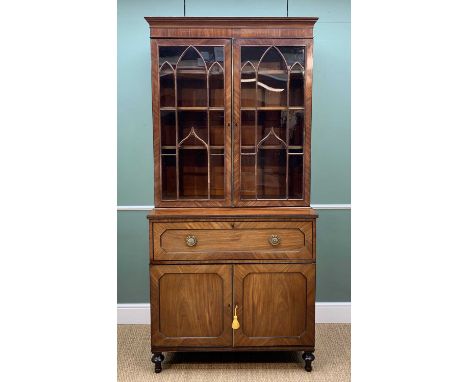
[240,106,304,111]
[161,145,225,150]
[160,107,225,111]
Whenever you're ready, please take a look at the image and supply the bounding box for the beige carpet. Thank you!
[118,324,350,382]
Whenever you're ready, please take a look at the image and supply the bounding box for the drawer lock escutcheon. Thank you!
[269,234,281,246]
[185,235,197,247]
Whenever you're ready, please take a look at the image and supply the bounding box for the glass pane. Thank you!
[177,73,206,107]
[257,73,287,107]
[209,63,224,107]
[160,111,176,147]
[158,44,226,202]
[159,63,175,107]
[210,111,224,146]
[238,44,307,201]
[278,46,305,67]
[241,110,256,147]
[161,156,177,199]
[241,155,255,199]
[258,47,288,71]
[159,46,185,66]
[196,46,224,68]
[179,149,208,199]
[257,149,286,199]
[177,47,207,107]
[258,110,287,144]
[241,62,256,108]
[178,111,208,146]
[288,110,304,147]
[288,154,303,199]
[257,48,287,107]
[210,154,224,199]
[241,46,266,68]
[289,64,304,107]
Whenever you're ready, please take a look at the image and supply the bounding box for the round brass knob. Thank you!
[269,234,280,246]
[185,235,197,247]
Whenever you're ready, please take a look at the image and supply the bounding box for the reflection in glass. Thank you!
[158,45,225,201]
[241,62,256,107]
[288,111,304,147]
[210,154,224,199]
[161,156,177,199]
[239,45,306,201]
[288,154,303,199]
[209,62,224,107]
[278,46,305,67]
[256,127,287,199]
[177,46,207,107]
[210,111,224,146]
[160,111,176,147]
[241,110,256,147]
[159,62,175,107]
[178,111,208,145]
[289,63,304,107]
[257,47,288,107]
[179,149,208,199]
[257,149,287,199]
[241,155,255,199]
[258,111,287,143]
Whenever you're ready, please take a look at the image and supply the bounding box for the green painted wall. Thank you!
[117,0,350,302]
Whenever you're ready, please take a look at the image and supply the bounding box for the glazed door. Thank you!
[233,39,313,206]
[233,263,315,347]
[152,39,232,207]
[150,264,232,347]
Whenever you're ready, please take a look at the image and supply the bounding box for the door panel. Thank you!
[233,39,313,206]
[150,264,232,347]
[152,39,232,207]
[233,263,315,347]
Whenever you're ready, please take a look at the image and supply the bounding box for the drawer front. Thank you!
[152,221,314,261]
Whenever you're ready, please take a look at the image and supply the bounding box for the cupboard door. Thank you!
[233,263,315,347]
[233,39,313,206]
[150,264,232,347]
[152,39,232,207]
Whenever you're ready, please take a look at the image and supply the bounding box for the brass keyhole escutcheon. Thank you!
[185,235,197,247]
[269,234,281,246]
[232,305,240,330]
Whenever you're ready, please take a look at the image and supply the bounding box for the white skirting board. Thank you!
[117,302,351,324]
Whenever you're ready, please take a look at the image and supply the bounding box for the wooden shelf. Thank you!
[160,107,225,111]
[161,145,225,150]
[176,69,210,75]
[240,106,304,111]
[256,69,303,74]
[241,145,303,150]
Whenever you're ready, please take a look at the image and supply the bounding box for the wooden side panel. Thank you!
[233,263,315,347]
[150,264,232,347]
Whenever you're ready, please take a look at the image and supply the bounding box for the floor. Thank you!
[118,324,350,382]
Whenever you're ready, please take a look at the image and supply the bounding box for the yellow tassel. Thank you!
[232,316,240,330]
[232,305,240,330]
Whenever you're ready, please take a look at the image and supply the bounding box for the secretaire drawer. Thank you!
[151,221,314,261]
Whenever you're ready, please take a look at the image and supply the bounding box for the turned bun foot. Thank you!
[302,351,315,372]
[151,352,165,373]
